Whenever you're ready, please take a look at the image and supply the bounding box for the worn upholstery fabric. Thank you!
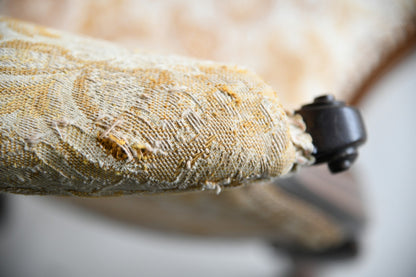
[1,0,414,108]
[0,17,314,196]
[0,0,415,252]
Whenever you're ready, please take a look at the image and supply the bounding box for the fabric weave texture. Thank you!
[0,17,313,196]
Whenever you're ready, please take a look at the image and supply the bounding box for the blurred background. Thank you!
[0,0,415,276]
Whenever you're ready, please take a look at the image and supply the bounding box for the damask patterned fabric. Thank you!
[0,0,414,252]
[1,0,414,107]
[0,17,314,196]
